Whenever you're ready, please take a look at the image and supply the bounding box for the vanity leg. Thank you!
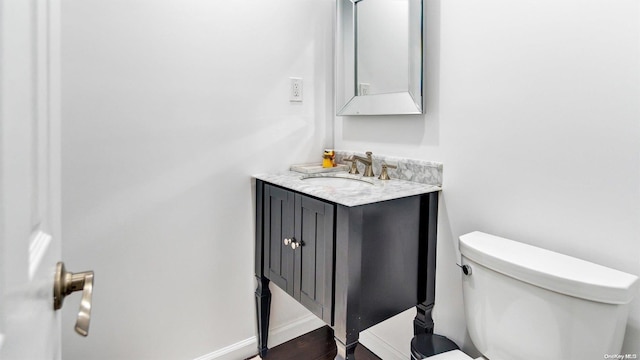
[334,205,363,359]
[335,338,358,360]
[255,276,271,357]
[415,192,438,335]
[414,303,434,334]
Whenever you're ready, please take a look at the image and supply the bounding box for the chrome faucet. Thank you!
[352,151,375,177]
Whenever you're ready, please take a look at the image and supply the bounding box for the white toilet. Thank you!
[435,231,639,360]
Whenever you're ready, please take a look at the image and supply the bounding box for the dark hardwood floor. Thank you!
[246,326,382,360]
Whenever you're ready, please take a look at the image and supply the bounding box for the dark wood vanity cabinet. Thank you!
[255,179,440,360]
[263,184,334,324]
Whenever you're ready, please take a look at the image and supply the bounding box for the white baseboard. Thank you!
[194,314,325,360]
[194,314,410,360]
[360,329,408,360]
[267,314,326,348]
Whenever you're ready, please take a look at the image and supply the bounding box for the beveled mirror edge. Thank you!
[339,91,422,115]
[336,0,424,116]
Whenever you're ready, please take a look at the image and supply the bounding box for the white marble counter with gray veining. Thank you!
[334,151,443,187]
[253,171,441,207]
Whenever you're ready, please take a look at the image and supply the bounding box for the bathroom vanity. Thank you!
[254,158,442,360]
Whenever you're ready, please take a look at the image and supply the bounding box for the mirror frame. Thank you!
[336,0,424,116]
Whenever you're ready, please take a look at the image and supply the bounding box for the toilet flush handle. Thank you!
[457,264,472,276]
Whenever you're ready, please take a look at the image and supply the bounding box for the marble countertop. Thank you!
[254,171,441,207]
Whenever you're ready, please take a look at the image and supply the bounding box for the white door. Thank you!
[0,0,66,358]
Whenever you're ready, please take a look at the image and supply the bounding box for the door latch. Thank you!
[53,262,94,336]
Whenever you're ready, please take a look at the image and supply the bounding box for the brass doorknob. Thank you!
[53,262,94,336]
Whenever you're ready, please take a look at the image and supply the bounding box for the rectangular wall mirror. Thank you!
[336,0,424,116]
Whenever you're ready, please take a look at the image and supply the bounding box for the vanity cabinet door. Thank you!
[262,185,335,325]
[263,184,295,296]
[294,194,334,325]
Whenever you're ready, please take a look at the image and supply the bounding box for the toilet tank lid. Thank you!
[459,231,639,305]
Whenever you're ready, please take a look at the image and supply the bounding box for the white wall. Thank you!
[61,0,640,359]
[339,0,640,357]
[60,1,333,359]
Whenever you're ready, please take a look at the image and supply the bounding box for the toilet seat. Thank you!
[423,350,485,360]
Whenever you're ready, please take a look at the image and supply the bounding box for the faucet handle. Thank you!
[343,157,359,175]
[378,163,398,180]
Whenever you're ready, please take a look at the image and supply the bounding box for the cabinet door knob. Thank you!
[284,238,303,249]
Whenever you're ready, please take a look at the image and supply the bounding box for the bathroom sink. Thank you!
[301,175,374,189]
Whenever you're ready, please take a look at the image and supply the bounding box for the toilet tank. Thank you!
[459,232,638,360]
